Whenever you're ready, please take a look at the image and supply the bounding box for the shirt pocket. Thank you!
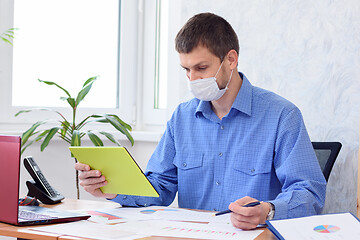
[232,154,272,176]
[173,152,203,170]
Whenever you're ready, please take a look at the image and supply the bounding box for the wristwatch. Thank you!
[266,202,275,220]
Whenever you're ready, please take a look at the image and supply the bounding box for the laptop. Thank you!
[0,135,90,226]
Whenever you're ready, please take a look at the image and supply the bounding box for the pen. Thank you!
[213,201,263,216]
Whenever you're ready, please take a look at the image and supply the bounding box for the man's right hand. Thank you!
[75,162,117,199]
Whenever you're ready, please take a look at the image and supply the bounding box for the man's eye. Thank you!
[198,67,207,70]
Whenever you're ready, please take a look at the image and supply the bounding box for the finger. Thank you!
[83,182,116,199]
[79,175,106,186]
[83,180,107,194]
[229,196,258,216]
[233,196,256,206]
[78,169,102,180]
[230,202,269,227]
[230,214,258,230]
[75,162,90,171]
[230,208,260,223]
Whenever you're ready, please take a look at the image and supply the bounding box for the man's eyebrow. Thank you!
[180,62,209,69]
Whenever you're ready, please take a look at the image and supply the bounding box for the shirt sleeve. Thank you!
[270,107,326,219]
[110,120,178,207]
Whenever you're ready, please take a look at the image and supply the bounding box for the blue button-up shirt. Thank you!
[112,72,326,220]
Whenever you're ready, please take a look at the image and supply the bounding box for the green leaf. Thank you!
[82,76,98,87]
[71,130,81,146]
[5,34,14,39]
[38,79,72,98]
[1,37,12,45]
[93,117,108,123]
[14,107,68,123]
[41,127,61,151]
[107,114,132,131]
[21,121,48,146]
[87,131,104,146]
[74,116,92,130]
[99,131,121,146]
[104,115,134,146]
[14,109,33,117]
[75,76,97,106]
[67,98,76,108]
[20,130,49,155]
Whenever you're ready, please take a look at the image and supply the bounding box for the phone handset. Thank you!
[24,156,65,204]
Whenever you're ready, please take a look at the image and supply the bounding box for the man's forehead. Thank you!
[179,46,220,67]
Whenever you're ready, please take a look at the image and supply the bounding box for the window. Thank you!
[12,0,119,108]
[0,0,181,134]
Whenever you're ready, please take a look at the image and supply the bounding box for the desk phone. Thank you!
[24,156,65,204]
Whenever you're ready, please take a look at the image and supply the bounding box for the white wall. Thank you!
[175,0,360,214]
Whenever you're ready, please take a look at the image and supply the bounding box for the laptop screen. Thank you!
[0,135,21,225]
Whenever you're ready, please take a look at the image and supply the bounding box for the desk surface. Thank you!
[0,199,276,240]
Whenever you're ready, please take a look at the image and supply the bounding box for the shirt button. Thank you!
[218,152,223,157]
[216,181,220,185]
[251,168,255,173]
[183,162,187,167]
[123,196,127,200]
[213,208,217,211]
[144,203,148,207]
[220,125,224,130]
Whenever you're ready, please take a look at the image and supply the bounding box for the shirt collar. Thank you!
[195,72,252,118]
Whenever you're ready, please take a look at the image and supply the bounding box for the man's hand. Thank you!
[228,196,271,230]
[75,162,117,199]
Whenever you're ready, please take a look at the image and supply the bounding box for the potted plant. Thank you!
[15,76,134,199]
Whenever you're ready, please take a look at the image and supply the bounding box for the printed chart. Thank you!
[313,225,341,233]
[77,210,127,224]
[140,208,179,214]
[86,210,124,220]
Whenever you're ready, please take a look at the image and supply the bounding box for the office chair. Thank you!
[312,142,342,182]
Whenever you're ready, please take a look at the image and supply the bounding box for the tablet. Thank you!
[69,146,159,197]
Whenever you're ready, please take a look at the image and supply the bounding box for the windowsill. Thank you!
[0,130,163,143]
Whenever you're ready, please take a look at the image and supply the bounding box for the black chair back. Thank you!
[312,142,342,181]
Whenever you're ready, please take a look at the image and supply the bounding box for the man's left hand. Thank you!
[228,196,271,230]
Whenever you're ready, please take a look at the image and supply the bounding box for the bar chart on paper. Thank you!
[142,220,264,240]
[75,210,127,224]
[160,225,248,239]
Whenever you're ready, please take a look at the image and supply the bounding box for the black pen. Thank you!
[213,201,263,216]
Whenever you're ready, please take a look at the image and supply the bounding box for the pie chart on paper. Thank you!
[313,225,340,233]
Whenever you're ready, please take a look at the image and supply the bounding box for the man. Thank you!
[75,13,326,230]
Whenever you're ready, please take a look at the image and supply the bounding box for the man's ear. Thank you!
[227,49,238,70]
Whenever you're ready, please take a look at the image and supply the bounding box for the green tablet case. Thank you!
[69,147,159,197]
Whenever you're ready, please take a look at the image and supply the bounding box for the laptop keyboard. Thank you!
[19,210,59,221]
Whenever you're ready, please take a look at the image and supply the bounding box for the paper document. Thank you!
[266,212,360,240]
[93,206,232,223]
[31,206,264,240]
[111,219,263,240]
[30,220,144,240]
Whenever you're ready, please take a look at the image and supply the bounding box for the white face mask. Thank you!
[188,61,233,101]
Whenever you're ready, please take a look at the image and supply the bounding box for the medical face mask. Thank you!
[188,61,233,101]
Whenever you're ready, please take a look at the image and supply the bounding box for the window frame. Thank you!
[0,0,138,133]
[0,0,183,136]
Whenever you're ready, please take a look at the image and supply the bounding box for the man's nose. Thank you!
[188,71,200,81]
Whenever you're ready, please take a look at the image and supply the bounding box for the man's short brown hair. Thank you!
[175,12,239,61]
